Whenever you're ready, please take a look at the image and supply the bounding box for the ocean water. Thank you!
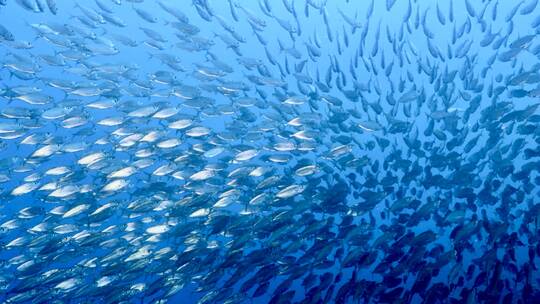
[0,0,539,303]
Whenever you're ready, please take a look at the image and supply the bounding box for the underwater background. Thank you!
[0,0,540,303]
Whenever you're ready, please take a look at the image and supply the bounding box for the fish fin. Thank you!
[277,39,284,52]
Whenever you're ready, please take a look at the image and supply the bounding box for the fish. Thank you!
[133,5,158,23]
[45,0,57,14]
[520,0,538,15]
[0,24,15,41]
[0,0,538,303]
[506,1,525,22]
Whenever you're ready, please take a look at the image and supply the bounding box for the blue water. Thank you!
[1,0,540,303]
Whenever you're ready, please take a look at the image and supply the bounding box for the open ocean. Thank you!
[0,0,540,303]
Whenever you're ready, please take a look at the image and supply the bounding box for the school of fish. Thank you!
[0,0,540,303]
